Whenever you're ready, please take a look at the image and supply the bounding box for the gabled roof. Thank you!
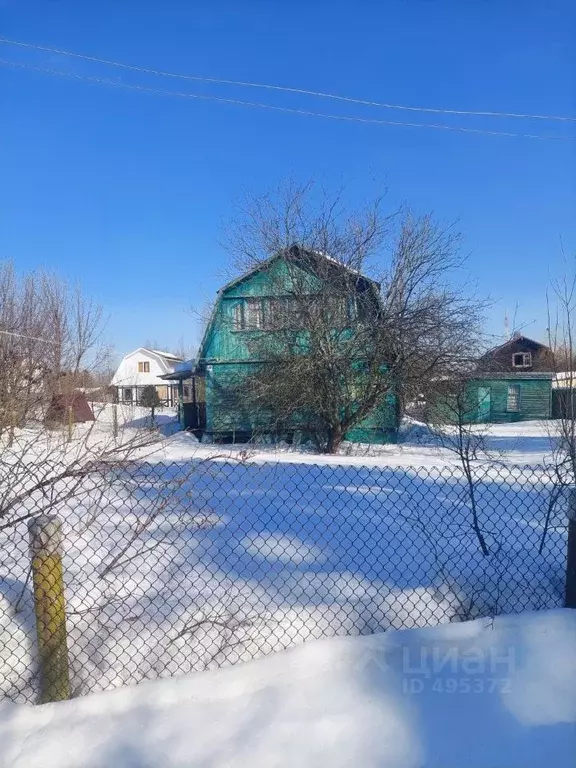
[111,347,184,385]
[218,244,379,296]
[151,349,183,361]
[123,347,184,363]
[197,245,380,360]
[479,334,550,360]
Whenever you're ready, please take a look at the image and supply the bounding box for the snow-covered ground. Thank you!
[143,413,560,468]
[65,401,559,468]
[1,609,574,767]
[0,406,568,704]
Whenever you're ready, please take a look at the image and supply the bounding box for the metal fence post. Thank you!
[28,515,71,703]
[565,487,576,609]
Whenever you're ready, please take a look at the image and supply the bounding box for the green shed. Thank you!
[466,372,553,423]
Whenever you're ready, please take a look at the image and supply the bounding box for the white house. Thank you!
[111,348,184,406]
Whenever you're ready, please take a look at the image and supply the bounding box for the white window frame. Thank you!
[512,352,532,369]
[506,384,521,412]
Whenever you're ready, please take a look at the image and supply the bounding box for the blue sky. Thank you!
[1,0,575,362]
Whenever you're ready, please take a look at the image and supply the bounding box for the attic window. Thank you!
[138,361,150,373]
[512,352,532,368]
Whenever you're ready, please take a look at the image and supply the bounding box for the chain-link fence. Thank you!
[0,458,569,703]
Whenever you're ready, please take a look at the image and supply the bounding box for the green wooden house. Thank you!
[464,372,554,423]
[169,247,398,444]
[430,336,555,424]
[466,336,555,422]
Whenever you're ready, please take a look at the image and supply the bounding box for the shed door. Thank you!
[477,386,491,422]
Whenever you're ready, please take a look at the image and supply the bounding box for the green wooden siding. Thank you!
[202,259,317,363]
[200,257,398,444]
[467,378,552,422]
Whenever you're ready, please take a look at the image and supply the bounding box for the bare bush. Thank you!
[423,374,491,555]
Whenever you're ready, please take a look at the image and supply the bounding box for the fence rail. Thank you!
[0,458,569,703]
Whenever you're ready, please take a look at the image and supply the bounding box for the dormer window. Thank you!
[512,352,531,369]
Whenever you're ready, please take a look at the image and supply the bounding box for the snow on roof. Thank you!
[151,350,183,361]
[219,245,377,295]
[313,249,363,275]
[2,608,574,767]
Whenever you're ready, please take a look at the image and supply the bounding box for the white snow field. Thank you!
[1,609,575,768]
[0,406,568,703]
[146,413,561,468]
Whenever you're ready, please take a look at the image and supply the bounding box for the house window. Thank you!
[245,298,263,329]
[232,293,356,331]
[138,361,150,373]
[232,298,266,330]
[263,297,300,330]
[507,385,521,412]
[512,352,532,368]
[124,388,133,402]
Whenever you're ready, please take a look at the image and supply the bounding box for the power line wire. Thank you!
[1,36,575,124]
[0,58,572,141]
[0,329,55,344]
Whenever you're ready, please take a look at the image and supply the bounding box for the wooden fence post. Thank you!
[565,487,576,609]
[112,403,118,439]
[67,405,74,443]
[28,515,70,703]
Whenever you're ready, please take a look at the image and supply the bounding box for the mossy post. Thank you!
[28,515,70,703]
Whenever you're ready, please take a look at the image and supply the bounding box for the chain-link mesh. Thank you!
[0,459,568,703]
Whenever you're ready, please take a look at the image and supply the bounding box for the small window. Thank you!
[512,352,532,368]
[138,361,150,373]
[507,385,521,412]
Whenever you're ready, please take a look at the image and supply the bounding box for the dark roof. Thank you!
[44,392,95,424]
[479,335,550,360]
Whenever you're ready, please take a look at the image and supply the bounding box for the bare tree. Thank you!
[222,181,486,453]
[536,254,576,553]
[424,374,491,555]
[0,261,161,532]
[546,258,576,481]
[383,212,488,418]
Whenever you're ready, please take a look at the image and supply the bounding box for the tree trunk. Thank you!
[326,424,343,454]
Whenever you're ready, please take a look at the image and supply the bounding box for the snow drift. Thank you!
[1,609,575,768]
